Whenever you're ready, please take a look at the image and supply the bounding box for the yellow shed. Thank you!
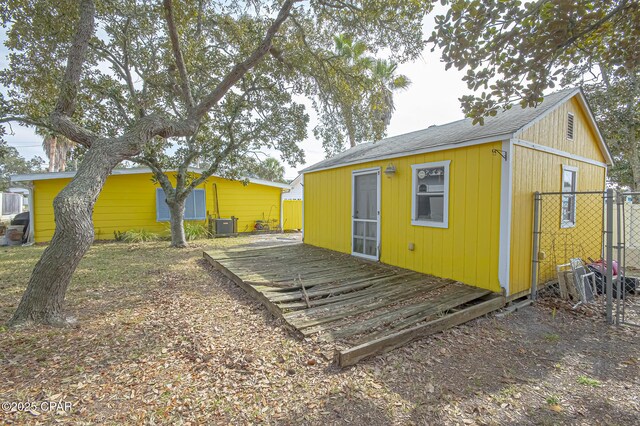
[302,88,613,299]
[10,168,290,243]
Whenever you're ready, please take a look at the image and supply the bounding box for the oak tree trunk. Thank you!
[7,0,295,326]
[9,144,121,326]
[167,198,187,248]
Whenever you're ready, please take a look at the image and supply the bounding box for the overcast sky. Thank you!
[1,6,471,181]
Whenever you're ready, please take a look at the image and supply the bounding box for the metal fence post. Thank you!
[615,191,623,325]
[531,192,541,300]
[606,188,614,324]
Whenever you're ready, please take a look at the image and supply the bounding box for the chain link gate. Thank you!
[531,189,639,326]
[531,190,610,319]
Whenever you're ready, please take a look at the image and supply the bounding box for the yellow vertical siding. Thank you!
[283,200,302,230]
[304,141,504,292]
[517,97,605,162]
[32,172,282,242]
[509,95,608,296]
[509,147,606,295]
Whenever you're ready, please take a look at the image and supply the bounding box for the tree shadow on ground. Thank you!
[2,240,638,425]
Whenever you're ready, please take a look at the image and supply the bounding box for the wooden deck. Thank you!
[204,243,505,366]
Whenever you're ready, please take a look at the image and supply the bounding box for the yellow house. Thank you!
[302,88,613,299]
[10,168,291,243]
[282,174,303,231]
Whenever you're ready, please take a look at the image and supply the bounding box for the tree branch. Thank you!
[193,0,299,119]
[163,0,195,111]
[136,155,176,196]
[0,116,57,133]
[120,17,145,118]
[106,93,133,126]
[556,0,630,52]
[187,131,241,191]
[50,0,98,148]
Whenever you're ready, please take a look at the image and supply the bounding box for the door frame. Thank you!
[351,167,381,261]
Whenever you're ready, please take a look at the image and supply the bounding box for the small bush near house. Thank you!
[119,229,160,243]
[184,222,209,241]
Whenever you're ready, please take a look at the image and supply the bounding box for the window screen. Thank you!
[353,173,377,220]
[411,161,450,227]
[561,167,577,227]
[415,167,445,222]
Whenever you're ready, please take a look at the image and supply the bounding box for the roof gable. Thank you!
[514,89,612,165]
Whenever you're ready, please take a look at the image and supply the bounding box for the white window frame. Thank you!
[560,165,578,228]
[411,160,450,228]
[567,112,575,140]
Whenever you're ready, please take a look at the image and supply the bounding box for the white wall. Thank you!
[283,176,303,200]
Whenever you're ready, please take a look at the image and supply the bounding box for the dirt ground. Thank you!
[1,235,639,425]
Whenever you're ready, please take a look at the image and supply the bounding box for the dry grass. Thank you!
[1,235,639,425]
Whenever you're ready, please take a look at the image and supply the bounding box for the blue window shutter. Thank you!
[156,188,171,221]
[184,189,206,220]
[194,189,206,219]
[185,191,196,219]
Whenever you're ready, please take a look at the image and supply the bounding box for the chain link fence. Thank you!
[532,190,639,326]
[615,193,640,327]
[532,191,606,294]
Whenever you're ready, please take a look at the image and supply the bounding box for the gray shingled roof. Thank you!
[303,87,580,173]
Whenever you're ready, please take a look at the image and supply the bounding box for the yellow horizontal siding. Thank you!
[213,179,281,233]
[33,173,282,242]
[304,141,503,292]
[283,200,302,230]
[509,146,606,295]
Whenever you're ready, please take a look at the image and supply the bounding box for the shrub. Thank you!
[184,222,209,241]
[577,376,600,387]
[120,229,160,243]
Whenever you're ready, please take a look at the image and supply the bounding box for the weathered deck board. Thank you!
[203,243,504,366]
[320,287,491,342]
[336,297,505,367]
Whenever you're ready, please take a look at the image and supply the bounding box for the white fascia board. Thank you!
[574,91,614,166]
[11,166,292,189]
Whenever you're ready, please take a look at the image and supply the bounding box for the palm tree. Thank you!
[370,59,411,128]
[331,35,411,148]
[333,34,371,67]
[42,133,75,172]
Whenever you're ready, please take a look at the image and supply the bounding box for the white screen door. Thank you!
[352,168,380,260]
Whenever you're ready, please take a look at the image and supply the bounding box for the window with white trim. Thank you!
[411,160,450,228]
[561,165,577,228]
[156,188,206,221]
[567,112,575,140]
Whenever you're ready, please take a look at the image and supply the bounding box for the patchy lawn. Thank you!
[1,235,639,425]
